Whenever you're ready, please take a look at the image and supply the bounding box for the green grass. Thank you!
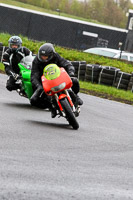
[80,81,133,103]
[0,63,4,71]
[1,33,133,73]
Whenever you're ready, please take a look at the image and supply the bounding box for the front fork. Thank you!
[64,89,80,117]
[53,90,78,116]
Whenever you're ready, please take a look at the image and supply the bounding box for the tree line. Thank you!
[14,0,133,28]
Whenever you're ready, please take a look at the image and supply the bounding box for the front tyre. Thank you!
[60,98,79,130]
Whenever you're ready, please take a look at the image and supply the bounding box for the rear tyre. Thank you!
[60,98,79,130]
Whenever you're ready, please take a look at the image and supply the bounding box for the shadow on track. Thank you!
[4,102,78,130]
[26,119,76,131]
[3,102,49,112]
[4,102,31,109]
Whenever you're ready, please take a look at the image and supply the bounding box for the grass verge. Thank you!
[79,81,133,105]
[1,33,133,73]
[0,33,133,105]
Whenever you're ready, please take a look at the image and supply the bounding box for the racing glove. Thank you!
[10,71,19,80]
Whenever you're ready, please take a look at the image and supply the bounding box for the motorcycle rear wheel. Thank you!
[60,98,79,130]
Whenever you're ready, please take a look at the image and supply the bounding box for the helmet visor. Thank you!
[40,55,49,61]
[38,52,53,62]
[10,43,19,48]
[9,42,21,50]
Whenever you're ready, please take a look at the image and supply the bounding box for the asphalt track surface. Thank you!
[0,73,133,200]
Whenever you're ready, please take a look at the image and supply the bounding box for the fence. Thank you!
[0,3,128,50]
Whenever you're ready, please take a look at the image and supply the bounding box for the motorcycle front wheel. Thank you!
[60,98,79,130]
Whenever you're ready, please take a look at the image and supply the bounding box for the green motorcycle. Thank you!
[16,55,34,99]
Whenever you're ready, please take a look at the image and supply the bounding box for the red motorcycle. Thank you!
[41,64,80,130]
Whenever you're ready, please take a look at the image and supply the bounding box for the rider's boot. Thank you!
[30,86,43,104]
[50,106,57,118]
[49,97,57,118]
[76,94,83,106]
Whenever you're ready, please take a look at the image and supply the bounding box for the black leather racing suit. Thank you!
[30,53,80,108]
[2,47,31,91]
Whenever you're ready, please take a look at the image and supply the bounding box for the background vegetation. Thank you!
[2,0,133,28]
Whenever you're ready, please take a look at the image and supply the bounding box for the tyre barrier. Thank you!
[71,61,133,92]
[98,66,120,86]
[113,71,131,90]
[127,73,133,92]
[70,61,86,80]
[85,64,102,83]
[78,62,87,81]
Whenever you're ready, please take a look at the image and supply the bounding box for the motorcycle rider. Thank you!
[2,36,32,91]
[30,43,83,118]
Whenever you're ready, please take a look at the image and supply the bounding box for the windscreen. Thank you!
[20,55,35,70]
[43,64,61,80]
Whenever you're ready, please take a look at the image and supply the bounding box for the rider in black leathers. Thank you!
[2,36,32,91]
[30,43,83,118]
